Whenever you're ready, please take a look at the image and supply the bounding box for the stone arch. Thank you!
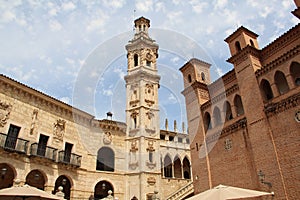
[223,101,233,121]
[96,147,115,172]
[173,155,182,178]
[53,175,72,200]
[25,169,47,190]
[260,79,274,101]
[290,61,300,86]
[183,157,191,179]
[0,163,16,189]
[213,106,222,126]
[164,155,173,178]
[274,70,289,94]
[203,112,212,131]
[234,95,244,116]
[94,180,114,199]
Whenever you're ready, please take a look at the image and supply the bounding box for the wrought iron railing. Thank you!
[0,132,29,154]
[30,143,58,161]
[58,151,81,167]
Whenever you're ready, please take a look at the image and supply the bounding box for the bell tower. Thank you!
[124,16,161,199]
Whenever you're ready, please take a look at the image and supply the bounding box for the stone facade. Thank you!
[0,17,191,200]
[180,5,300,200]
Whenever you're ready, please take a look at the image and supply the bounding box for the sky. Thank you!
[0,0,298,131]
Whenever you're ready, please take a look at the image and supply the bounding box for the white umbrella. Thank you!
[186,184,273,200]
[0,184,61,200]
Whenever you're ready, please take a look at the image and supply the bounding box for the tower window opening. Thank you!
[133,117,137,129]
[235,41,241,52]
[134,54,138,67]
[139,25,141,31]
[250,39,255,47]
[143,25,146,31]
[146,60,151,67]
[188,74,192,83]
[201,72,205,81]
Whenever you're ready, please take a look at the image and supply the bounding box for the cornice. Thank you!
[255,44,300,78]
[260,23,300,59]
[206,117,247,144]
[264,92,300,117]
[181,81,208,96]
[92,119,126,133]
[201,84,239,111]
[0,74,94,126]
[227,45,261,65]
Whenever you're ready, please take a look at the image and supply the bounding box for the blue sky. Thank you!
[0,0,298,131]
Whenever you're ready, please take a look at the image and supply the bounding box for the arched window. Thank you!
[183,157,191,179]
[134,54,138,67]
[94,181,114,199]
[213,107,222,126]
[234,95,244,116]
[223,101,233,121]
[260,79,273,101]
[164,155,172,178]
[204,112,212,131]
[290,61,300,86]
[188,74,192,83]
[54,175,71,200]
[250,39,255,47]
[235,41,241,52]
[97,147,115,172]
[25,170,46,190]
[274,71,289,94]
[201,72,205,81]
[173,156,182,178]
[0,163,15,189]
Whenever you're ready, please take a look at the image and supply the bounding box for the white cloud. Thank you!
[49,20,62,31]
[113,67,126,79]
[214,0,228,9]
[103,88,113,96]
[155,2,165,12]
[259,6,272,18]
[87,12,108,32]
[62,2,76,11]
[1,11,15,22]
[189,0,208,14]
[102,0,125,9]
[135,0,153,12]
[170,57,180,65]
[215,67,224,77]
[48,8,58,16]
[168,93,177,104]
[60,97,71,104]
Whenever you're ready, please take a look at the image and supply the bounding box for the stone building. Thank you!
[180,3,300,200]
[0,17,192,200]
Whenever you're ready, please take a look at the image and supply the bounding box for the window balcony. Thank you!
[30,143,58,161]
[0,132,29,154]
[58,151,82,167]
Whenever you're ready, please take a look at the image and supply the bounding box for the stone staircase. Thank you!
[166,182,194,200]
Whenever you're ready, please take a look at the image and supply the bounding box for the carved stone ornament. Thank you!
[53,119,66,140]
[224,138,232,150]
[147,177,156,185]
[29,109,38,135]
[130,140,138,152]
[103,132,112,144]
[0,100,12,127]
[147,140,155,151]
[295,110,300,123]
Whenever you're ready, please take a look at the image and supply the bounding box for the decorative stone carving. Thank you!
[146,140,155,152]
[53,119,66,141]
[224,138,232,150]
[147,177,156,185]
[103,132,112,144]
[130,140,138,152]
[0,100,12,127]
[29,109,38,135]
